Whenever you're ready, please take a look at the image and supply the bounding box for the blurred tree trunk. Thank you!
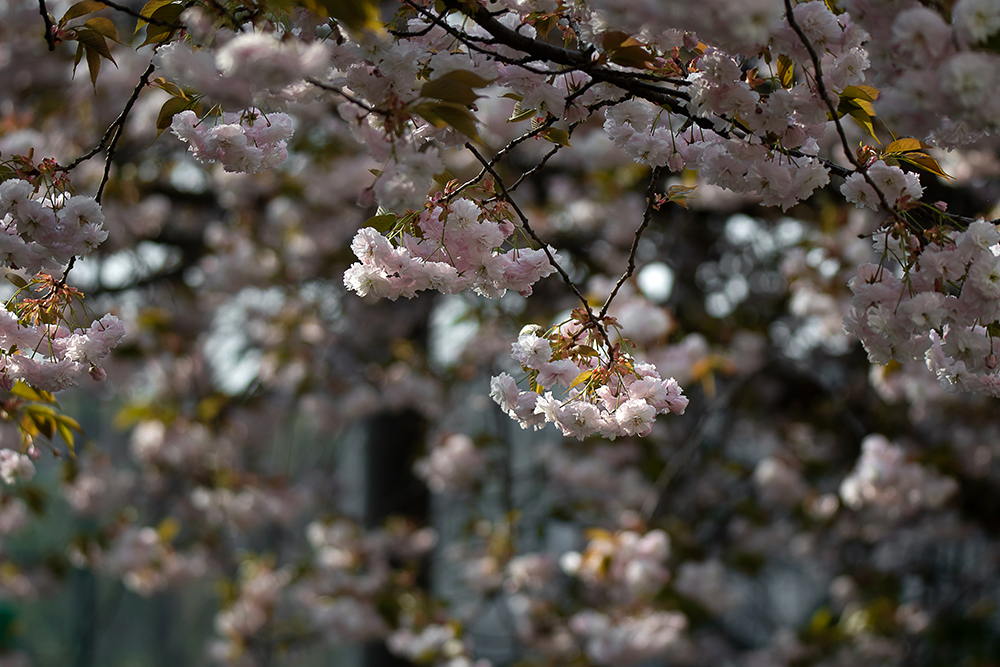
[363,409,429,667]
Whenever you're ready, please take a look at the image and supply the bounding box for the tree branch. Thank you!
[600,166,664,319]
[464,141,611,346]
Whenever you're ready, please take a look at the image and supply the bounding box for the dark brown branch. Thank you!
[464,141,611,346]
[782,0,894,213]
[96,61,157,204]
[600,166,664,319]
[60,61,156,176]
[306,78,381,114]
[37,0,56,50]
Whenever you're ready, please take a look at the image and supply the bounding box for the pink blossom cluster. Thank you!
[844,220,1000,396]
[97,526,208,597]
[490,327,687,440]
[568,609,688,667]
[156,31,330,108]
[0,312,125,392]
[387,624,490,667]
[344,199,556,300]
[171,110,293,174]
[0,179,108,275]
[300,519,437,645]
[855,0,1000,146]
[211,560,292,664]
[560,529,672,601]
[839,434,958,520]
[414,432,485,494]
[673,559,744,614]
[0,449,34,485]
[604,101,830,211]
[840,160,923,210]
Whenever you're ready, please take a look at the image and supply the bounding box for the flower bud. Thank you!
[89,365,107,382]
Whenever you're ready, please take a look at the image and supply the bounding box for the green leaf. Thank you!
[85,45,102,91]
[152,76,189,99]
[362,214,396,234]
[540,127,571,147]
[601,31,654,69]
[136,2,183,46]
[61,0,107,26]
[84,16,121,43]
[76,27,115,63]
[56,421,74,450]
[507,101,536,123]
[883,137,926,154]
[421,70,494,106]
[896,152,952,181]
[416,101,480,139]
[134,0,172,34]
[311,0,381,32]
[4,274,27,289]
[841,84,879,102]
[56,414,83,432]
[10,382,56,404]
[154,95,194,140]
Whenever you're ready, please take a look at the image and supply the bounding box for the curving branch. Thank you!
[464,141,612,347]
[600,166,664,319]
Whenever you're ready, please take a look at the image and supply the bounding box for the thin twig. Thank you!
[782,0,894,214]
[464,141,611,346]
[59,61,156,175]
[306,78,381,114]
[600,166,664,319]
[642,372,752,521]
[57,61,155,289]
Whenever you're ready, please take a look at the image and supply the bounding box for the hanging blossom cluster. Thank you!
[171,110,293,174]
[845,219,1000,396]
[0,174,124,391]
[490,312,688,440]
[600,0,875,212]
[0,177,108,275]
[344,197,555,300]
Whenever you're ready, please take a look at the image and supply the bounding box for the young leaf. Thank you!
[84,16,121,43]
[134,0,173,34]
[416,101,480,139]
[154,95,195,140]
[897,153,952,181]
[568,369,593,390]
[4,273,27,289]
[313,0,381,32]
[507,101,536,123]
[362,214,397,233]
[540,127,571,147]
[776,54,794,88]
[61,0,107,26]
[883,137,926,154]
[420,70,494,106]
[85,45,102,90]
[56,421,74,450]
[75,27,115,64]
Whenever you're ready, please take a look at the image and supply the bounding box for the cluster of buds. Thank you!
[490,310,687,440]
